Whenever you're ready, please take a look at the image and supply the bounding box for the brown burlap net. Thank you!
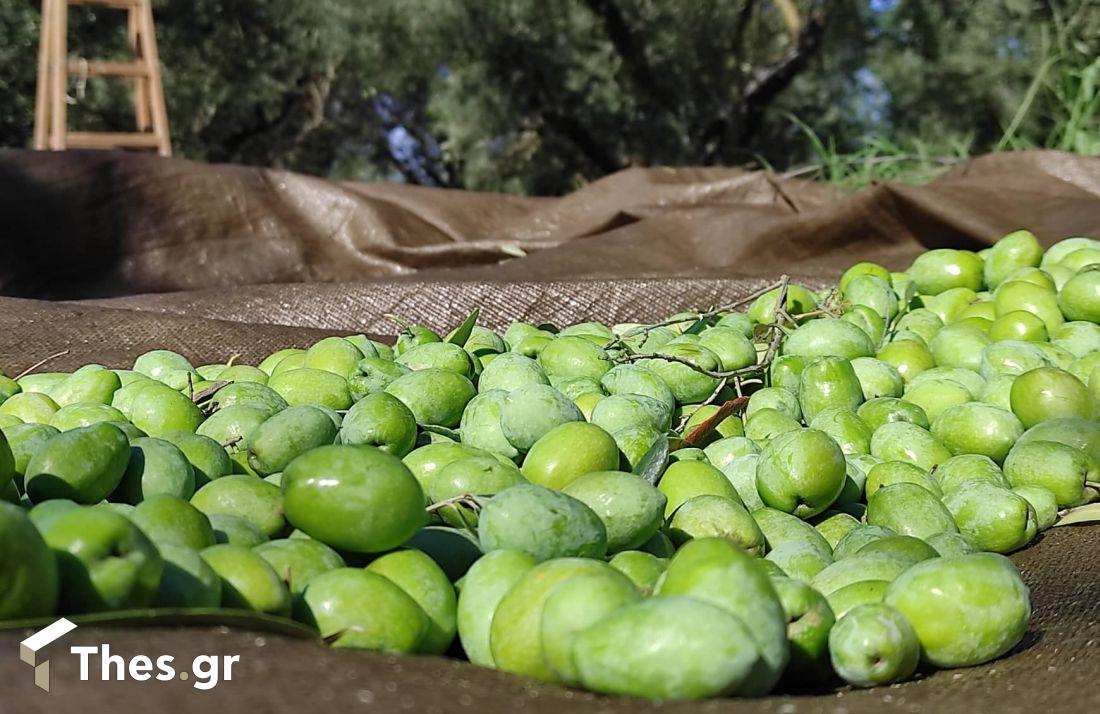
[1,149,1099,712]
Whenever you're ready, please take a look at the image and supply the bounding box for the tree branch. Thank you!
[738,4,829,145]
[544,112,623,176]
[583,0,657,101]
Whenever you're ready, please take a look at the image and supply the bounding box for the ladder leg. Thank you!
[47,0,67,150]
[137,0,171,157]
[128,5,151,132]
[33,0,52,149]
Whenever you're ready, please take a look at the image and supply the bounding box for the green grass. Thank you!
[784,2,1098,192]
[779,115,972,191]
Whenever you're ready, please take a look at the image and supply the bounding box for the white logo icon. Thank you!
[20,618,78,692]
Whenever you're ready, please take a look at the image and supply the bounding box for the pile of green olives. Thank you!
[1,229,1098,700]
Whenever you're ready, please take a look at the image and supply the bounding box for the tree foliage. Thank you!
[0,0,1095,194]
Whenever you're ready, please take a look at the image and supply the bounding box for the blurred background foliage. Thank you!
[0,0,1096,194]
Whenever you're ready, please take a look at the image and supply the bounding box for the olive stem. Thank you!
[13,350,70,380]
[426,493,483,513]
[192,380,230,404]
[611,352,765,380]
[675,376,729,432]
[602,279,786,352]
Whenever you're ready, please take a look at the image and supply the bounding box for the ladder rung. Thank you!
[66,0,142,8]
[68,60,149,78]
[66,131,163,149]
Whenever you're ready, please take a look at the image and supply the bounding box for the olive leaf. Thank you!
[634,436,670,485]
[447,308,480,346]
[683,317,709,335]
[421,424,461,441]
[192,380,230,405]
[1054,503,1100,527]
[681,397,749,448]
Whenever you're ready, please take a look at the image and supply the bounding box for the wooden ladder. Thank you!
[34,0,171,156]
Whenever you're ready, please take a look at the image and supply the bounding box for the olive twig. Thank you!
[675,377,729,432]
[383,313,414,334]
[426,493,483,514]
[602,279,786,352]
[13,350,70,381]
[192,380,230,405]
[322,626,365,645]
[761,275,792,368]
[611,352,730,378]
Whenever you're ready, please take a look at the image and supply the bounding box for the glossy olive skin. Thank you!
[870,422,952,471]
[669,494,765,555]
[24,422,131,504]
[782,318,875,361]
[208,513,268,547]
[396,342,475,378]
[540,570,641,685]
[366,549,457,654]
[521,422,620,490]
[768,576,836,687]
[499,384,583,453]
[656,538,789,696]
[115,436,196,503]
[130,493,215,551]
[0,501,59,619]
[456,549,536,667]
[478,484,607,561]
[572,595,761,700]
[489,558,618,681]
[191,474,285,538]
[424,455,522,522]
[1010,366,1095,427]
[810,551,913,596]
[944,478,1037,553]
[866,482,958,540]
[1058,269,1100,322]
[640,343,722,404]
[931,402,1024,464]
[199,543,291,615]
[910,248,984,294]
[608,550,667,594]
[756,428,847,519]
[798,357,864,422]
[299,568,428,651]
[1003,439,1094,507]
[562,470,666,553]
[600,365,676,413]
[41,506,163,613]
[0,391,59,424]
[659,459,741,518]
[153,543,222,608]
[865,460,941,499]
[247,405,339,476]
[885,553,1030,668]
[129,382,205,438]
[829,603,919,687]
[752,507,833,560]
[282,445,426,553]
[857,397,930,431]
